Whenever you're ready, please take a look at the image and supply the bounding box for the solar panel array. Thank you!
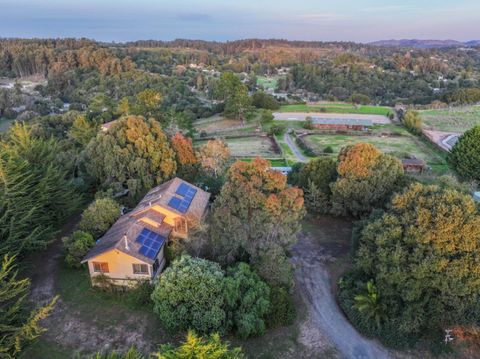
[168,183,197,214]
[136,228,166,260]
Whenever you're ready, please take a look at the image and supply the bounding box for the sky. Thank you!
[0,0,479,42]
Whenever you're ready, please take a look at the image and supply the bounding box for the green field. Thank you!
[303,134,449,174]
[420,105,480,133]
[240,157,288,167]
[256,76,281,91]
[195,136,281,158]
[278,103,393,116]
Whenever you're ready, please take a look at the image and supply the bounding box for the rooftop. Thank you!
[82,178,210,264]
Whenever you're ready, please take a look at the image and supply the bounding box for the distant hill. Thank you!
[369,39,479,48]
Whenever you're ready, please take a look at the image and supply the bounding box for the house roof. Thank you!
[401,158,426,166]
[311,117,373,127]
[82,178,210,264]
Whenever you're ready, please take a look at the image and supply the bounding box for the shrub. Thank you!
[303,117,314,129]
[259,109,274,123]
[224,263,270,339]
[151,255,226,334]
[78,198,121,239]
[63,231,95,268]
[323,146,334,154]
[126,281,153,309]
[268,123,286,136]
[447,125,480,182]
[266,286,296,328]
[402,110,422,135]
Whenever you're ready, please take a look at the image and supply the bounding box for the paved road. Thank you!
[284,132,307,162]
[292,234,393,359]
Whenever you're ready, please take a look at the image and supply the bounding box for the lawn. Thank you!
[240,157,288,167]
[278,103,393,117]
[420,105,480,133]
[256,76,281,91]
[195,136,282,158]
[303,133,449,175]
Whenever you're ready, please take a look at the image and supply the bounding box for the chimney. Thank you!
[123,234,129,250]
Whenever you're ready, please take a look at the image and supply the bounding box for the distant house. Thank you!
[101,120,119,132]
[311,117,373,132]
[82,178,210,286]
[401,158,426,173]
[270,166,292,176]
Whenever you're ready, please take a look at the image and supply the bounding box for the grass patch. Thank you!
[278,103,393,116]
[20,338,76,359]
[256,76,282,91]
[239,158,288,167]
[420,105,480,133]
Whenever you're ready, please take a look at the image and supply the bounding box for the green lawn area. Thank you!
[194,136,282,158]
[278,103,393,116]
[240,157,288,167]
[420,105,480,133]
[303,133,449,175]
[256,76,282,91]
[0,117,14,132]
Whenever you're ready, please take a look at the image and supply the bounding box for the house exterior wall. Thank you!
[87,249,159,287]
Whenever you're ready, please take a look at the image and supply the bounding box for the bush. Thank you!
[266,286,296,328]
[126,281,153,309]
[63,231,95,268]
[268,123,286,136]
[402,110,422,135]
[78,198,121,239]
[303,117,314,129]
[447,125,480,182]
[224,263,270,339]
[259,109,274,123]
[323,146,334,154]
[252,91,280,110]
[151,255,226,334]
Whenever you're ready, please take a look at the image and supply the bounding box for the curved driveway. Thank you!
[292,234,393,359]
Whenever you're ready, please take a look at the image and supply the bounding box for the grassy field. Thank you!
[278,103,393,116]
[256,76,281,91]
[195,136,281,158]
[420,105,480,133]
[303,133,449,175]
[240,157,288,167]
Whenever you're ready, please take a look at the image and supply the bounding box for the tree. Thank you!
[151,255,226,334]
[197,139,231,178]
[154,332,244,359]
[68,115,99,147]
[350,93,371,105]
[215,72,250,122]
[117,97,130,116]
[330,143,404,217]
[78,198,121,239]
[251,91,280,110]
[295,157,337,193]
[448,125,480,182]
[134,89,162,118]
[0,123,80,257]
[210,158,304,288]
[83,116,176,197]
[303,180,330,215]
[402,110,422,135]
[0,255,57,357]
[352,183,480,336]
[63,230,95,268]
[353,280,384,329]
[224,263,270,339]
[171,132,197,166]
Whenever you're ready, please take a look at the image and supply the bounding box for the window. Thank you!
[132,263,149,275]
[93,262,109,273]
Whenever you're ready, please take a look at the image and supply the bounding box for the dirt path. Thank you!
[292,225,393,359]
[284,132,307,162]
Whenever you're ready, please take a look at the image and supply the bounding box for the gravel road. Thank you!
[292,233,393,359]
[284,132,307,162]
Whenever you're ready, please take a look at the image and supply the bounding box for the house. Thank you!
[401,158,426,173]
[270,166,292,176]
[81,178,210,286]
[311,117,373,132]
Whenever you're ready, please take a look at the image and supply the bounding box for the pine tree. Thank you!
[0,255,58,357]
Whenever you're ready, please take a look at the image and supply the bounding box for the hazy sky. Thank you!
[1,0,479,42]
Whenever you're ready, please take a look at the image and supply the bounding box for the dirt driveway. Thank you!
[293,218,394,359]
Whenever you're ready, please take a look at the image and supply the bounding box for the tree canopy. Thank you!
[448,125,480,182]
[83,116,176,197]
[331,143,405,217]
[352,183,480,336]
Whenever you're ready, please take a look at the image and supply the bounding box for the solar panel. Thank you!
[176,183,190,196]
[135,228,166,260]
[168,196,182,210]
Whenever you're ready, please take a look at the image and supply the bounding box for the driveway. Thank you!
[292,228,393,359]
[284,132,307,162]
